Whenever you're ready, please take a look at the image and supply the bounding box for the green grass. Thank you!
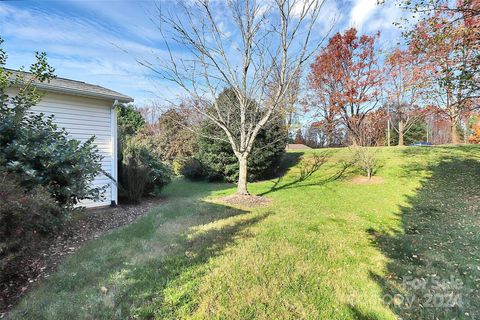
[10,146,480,319]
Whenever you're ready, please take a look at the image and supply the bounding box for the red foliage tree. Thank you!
[359,108,388,147]
[308,28,383,146]
[408,0,480,143]
[293,129,305,144]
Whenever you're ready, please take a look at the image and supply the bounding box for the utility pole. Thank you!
[387,104,391,147]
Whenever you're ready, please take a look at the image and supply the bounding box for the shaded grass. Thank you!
[9,145,480,319]
[371,156,480,319]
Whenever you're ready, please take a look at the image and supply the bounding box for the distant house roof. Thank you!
[287,143,312,150]
[7,69,134,103]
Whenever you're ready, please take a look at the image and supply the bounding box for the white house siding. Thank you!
[28,92,117,207]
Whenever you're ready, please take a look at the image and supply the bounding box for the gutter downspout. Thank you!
[111,100,119,206]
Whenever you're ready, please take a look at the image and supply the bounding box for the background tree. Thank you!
[407,1,480,143]
[303,83,340,147]
[469,115,480,143]
[390,121,428,145]
[384,48,427,146]
[117,104,145,136]
[143,0,326,195]
[304,121,344,147]
[308,28,383,146]
[146,108,197,163]
[359,108,388,146]
[294,129,305,144]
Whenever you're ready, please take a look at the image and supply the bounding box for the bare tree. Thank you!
[384,48,427,146]
[142,0,328,195]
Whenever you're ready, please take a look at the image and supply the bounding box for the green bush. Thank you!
[0,171,63,258]
[119,138,172,204]
[0,42,104,209]
[179,157,206,180]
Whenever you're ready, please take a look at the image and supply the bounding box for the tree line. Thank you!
[144,0,478,195]
[302,0,479,147]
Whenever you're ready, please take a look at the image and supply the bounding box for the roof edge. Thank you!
[35,83,134,103]
[5,68,134,103]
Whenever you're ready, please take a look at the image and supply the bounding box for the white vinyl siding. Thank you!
[30,92,115,207]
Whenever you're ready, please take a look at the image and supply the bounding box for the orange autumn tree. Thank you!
[408,0,480,143]
[308,28,383,146]
[469,116,480,143]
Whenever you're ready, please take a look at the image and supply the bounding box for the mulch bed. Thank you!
[0,198,164,317]
[212,194,272,209]
[349,176,385,185]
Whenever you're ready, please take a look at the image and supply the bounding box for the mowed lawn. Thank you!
[10,146,480,319]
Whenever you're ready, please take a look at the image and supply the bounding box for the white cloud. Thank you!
[0,2,175,106]
[349,0,379,30]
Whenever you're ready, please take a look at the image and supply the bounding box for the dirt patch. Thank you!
[0,198,165,317]
[212,195,272,209]
[350,176,385,185]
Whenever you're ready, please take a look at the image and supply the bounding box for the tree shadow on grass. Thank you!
[12,186,272,319]
[259,152,351,196]
[275,151,304,176]
[369,156,480,319]
[116,209,273,319]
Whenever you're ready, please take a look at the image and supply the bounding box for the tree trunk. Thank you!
[237,155,249,195]
[398,119,404,146]
[451,119,460,144]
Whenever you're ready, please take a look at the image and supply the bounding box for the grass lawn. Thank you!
[10,146,480,319]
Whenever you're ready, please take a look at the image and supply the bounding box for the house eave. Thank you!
[35,83,134,103]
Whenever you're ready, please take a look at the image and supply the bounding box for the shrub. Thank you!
[0,42,104,209]
[351,147,379,179]
[179,157,206,180]
[0,171,63,258]
[119,138,172,204]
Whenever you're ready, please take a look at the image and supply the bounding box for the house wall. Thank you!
[7,89,117,207]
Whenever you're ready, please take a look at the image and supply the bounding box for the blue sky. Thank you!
[0,0,406,107]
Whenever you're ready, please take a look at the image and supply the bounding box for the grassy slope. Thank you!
[10,146,480,320]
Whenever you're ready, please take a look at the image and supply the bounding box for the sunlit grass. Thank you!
[10,145,480,319]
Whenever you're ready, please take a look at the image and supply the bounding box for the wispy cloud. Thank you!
[0,0,407,106]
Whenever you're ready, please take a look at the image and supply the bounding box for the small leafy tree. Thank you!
[0,38,104,208]
[469,115,480,144]
[351,147,379,179]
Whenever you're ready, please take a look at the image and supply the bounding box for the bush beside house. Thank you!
[0,41,105,263]
[116,104,173,204]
